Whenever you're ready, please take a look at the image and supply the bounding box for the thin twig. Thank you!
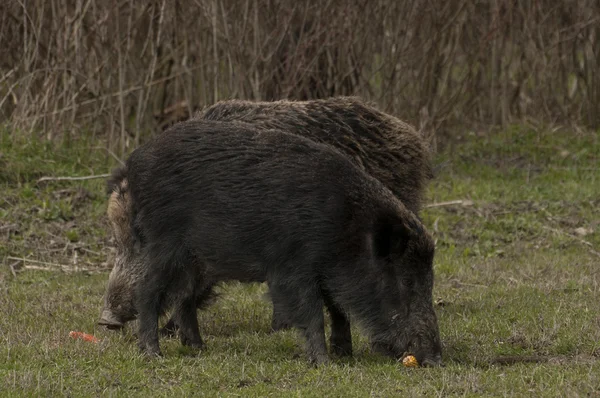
[8,261,19,277]
[457,282,489,288]
[425,200,473,208]
[13,65,205,123]
[7,256,109,273]
[37,173,111,183]
[8,256,67,268]
[22,264,107,273]
[92,146,125,166]
[0,68,16,86]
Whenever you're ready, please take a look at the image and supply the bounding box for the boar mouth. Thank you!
[405,339,444,367]
[398,351,443,367]
[98,309,125,330]
[419,354,444,367]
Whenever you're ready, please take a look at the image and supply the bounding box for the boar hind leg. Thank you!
[269,281,328,365]
[161,284,215,338]
[172,296,203,349]
[324,295,352,357]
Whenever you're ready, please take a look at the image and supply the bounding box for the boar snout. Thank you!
[420,354,444,367]
[408,336,443,368]
[98,309,125,330]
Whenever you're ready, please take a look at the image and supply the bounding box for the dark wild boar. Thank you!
[171,96,432,333]
[99,119,442,366]
[112,96,435,335]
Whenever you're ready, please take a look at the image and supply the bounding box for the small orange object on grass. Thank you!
[402,354,419,367]
[69,331,100,343]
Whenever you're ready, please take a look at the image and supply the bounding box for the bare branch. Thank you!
[7,256,110,273]
[2,0,600,142]
[37,173,111,183]
[92,146,126,166]
[425,200,474,208]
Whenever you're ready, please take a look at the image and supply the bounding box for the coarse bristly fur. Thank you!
[195,96,433,215]
[99,119,442,366]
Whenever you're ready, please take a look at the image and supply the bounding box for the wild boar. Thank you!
[99,119,442,366]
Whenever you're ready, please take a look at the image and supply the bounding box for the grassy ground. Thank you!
[0,126,599,397]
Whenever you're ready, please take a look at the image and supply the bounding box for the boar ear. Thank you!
[374,220,411,259]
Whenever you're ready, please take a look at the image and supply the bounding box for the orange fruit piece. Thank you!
[69,331,100,343]
[402,355,419,367]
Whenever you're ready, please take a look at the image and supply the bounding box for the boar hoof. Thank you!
[331,342,353,357]
[139,343,162,357]
[420,355,444,368]
[308,353,330,366]
[180,335,204,350]
[270,318,292,333]
[142,349,162,358]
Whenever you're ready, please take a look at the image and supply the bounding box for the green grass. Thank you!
[1,126,599,397]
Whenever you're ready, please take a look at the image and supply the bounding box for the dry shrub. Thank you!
[0,0,598,154]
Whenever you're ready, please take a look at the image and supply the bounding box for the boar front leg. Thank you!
[136,281,162,356]
[269,280,328,365]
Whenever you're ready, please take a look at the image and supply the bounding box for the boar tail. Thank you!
[106,166,133,248]
[106,166,128,196]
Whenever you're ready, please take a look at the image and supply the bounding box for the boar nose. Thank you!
[98,309,124,330]
[420,354,444,368]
